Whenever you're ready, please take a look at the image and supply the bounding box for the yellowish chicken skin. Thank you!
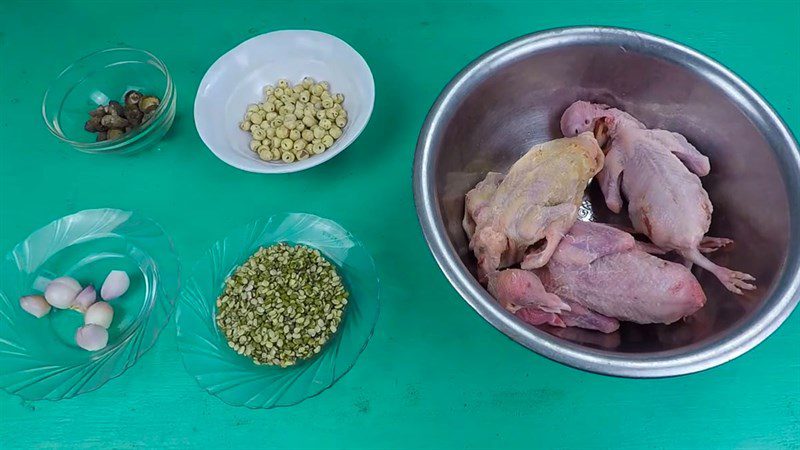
[464,132,604,281]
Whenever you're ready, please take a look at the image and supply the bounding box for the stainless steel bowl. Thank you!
[414,27,800,377]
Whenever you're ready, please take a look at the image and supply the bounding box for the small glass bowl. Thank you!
[42,48,176,155]
[0,209,180,400]
[176,213,380,408]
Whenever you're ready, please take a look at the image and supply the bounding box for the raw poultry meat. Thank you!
[557,299,620,334]
[560,101,756,294]
[487,268,569,326]
[534,221,707,326]
[463,133,604,281]
[463,172,504,241]
[487,268,619,333]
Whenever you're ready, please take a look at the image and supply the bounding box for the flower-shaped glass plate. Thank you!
[176,213,379,408]
[0,209,180,400]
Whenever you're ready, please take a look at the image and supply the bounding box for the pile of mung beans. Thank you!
[216,243,348,367]
[239,78,348,163]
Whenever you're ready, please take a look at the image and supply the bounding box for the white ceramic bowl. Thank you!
[195,30,375,173]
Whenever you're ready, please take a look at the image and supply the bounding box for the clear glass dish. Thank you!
[176,213,380,408]
[42,48,176,155]
[0,209,180,400]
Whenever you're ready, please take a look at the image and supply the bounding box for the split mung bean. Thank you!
[216,243,349,367]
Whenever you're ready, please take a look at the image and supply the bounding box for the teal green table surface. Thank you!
[1,1,799,448]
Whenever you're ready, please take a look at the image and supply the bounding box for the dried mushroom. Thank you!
[83,90,161,142]
[107,129,124,140]
[124,90,143,106]
[84,116,106,132]
[105,100,125,116]
[100,114,129,129]
[138,96,160,114]
[89,106,106,118]
[125,105,143,125]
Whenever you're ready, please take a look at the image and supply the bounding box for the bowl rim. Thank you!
[0,208,181,400]
[175,212,381,408]
[413,26,800,378]
[193,29,375,174]
[41,47,175,153]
